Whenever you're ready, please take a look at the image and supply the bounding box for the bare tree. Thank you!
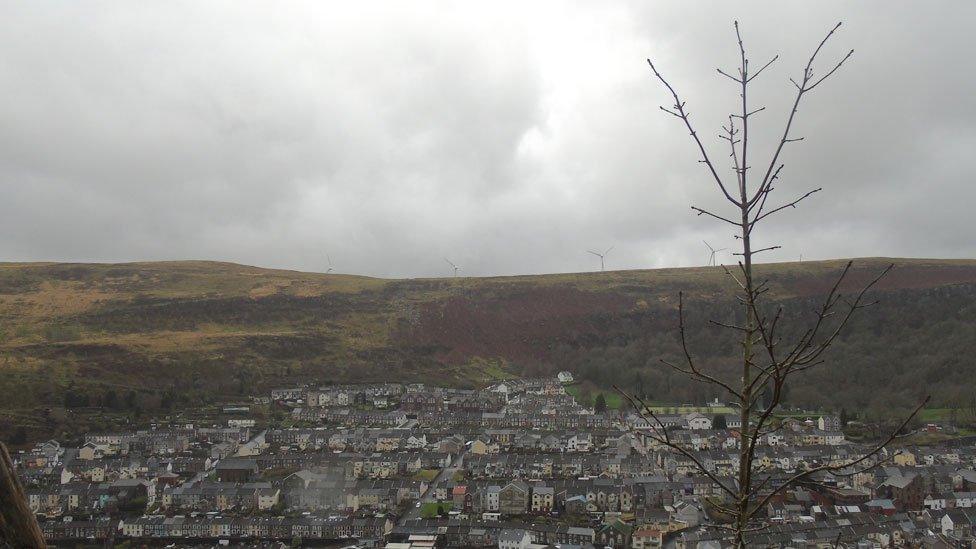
[616,21,928,547]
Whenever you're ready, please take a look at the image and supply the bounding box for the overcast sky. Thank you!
[1,2,973,278]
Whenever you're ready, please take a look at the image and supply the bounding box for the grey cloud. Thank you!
[0,1,973,277]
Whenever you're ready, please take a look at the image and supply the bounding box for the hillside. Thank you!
[1,258,975,436]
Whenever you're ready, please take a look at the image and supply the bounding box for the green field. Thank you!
[412,469,439,482]
[563,384,849,421]
[565,385,740,415]
[645,405,736,415]
[916,408,976,422]
[565,385,624,409]
[420,502,453,518]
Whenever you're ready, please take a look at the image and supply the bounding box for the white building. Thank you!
[685,413,712,430]
[485,485,501,512]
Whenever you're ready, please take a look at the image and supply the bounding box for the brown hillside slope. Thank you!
[0,258,974,429]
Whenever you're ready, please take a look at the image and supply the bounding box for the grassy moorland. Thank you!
[1,257,975,441]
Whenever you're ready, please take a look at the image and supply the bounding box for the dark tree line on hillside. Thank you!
[554,282,975,421]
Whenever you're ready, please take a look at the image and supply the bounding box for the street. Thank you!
[397,444,470,525]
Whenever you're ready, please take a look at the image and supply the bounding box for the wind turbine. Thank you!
[703,241,727,267]
[444,258,460,278]
[325,254,334,274]
[587,246,614,271]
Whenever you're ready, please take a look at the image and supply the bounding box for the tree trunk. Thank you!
[0,442,45,548]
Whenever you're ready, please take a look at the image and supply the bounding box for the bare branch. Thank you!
[749,396,929,513]
[790,264,893,368]
[691,206,740,226]
[747,55,779,82]
[615,387,739,500]
[725,117,744,189]
[735,20,750,198]
[807,49,855,91]
[753,22,850,207]
[749,163,784,217]
[666,292,745,400]
[752,188,822,225]
[731,106,767,119]
[733,245,781,256]
[720,264,747,292]
[717,68,742,83]
[709,319,750,332]
[659,106,683,118]
[647,59,742,206]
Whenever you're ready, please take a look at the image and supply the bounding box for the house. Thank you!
[531,485,554,512]
[271,388,303,401]
[722,415,742,430]
[877,472,925,510]
[632,526,663,549]
[685,413,712,430]
[400,392,442,413]
[215,458,259,482]
[671,500,703,528]
[210,441,238,460]
[564,494,588,514]
[765,432,785,446]
[557,371,574,384]
[824,431,845,445]
[257,487,281,510]
[942,509,976,538]
[803,431,827,446]
[497,528,532,549]
[438,435,465,455]
[596,519,633,549]
[483,485,501,512]
[452,485,467,509]
[78,442,103,461]
[469,438,498,455]
[121,517,146,537]
[955,469,976,490]
[489,382,514,402]
[865,498,897,515]
[567,433,593,452]
[924,493,949,511]
[405,433,427,449]
[498,480,529,515]
[893,450,917,467]
[818,415,841,432]
[954,491,976,508]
